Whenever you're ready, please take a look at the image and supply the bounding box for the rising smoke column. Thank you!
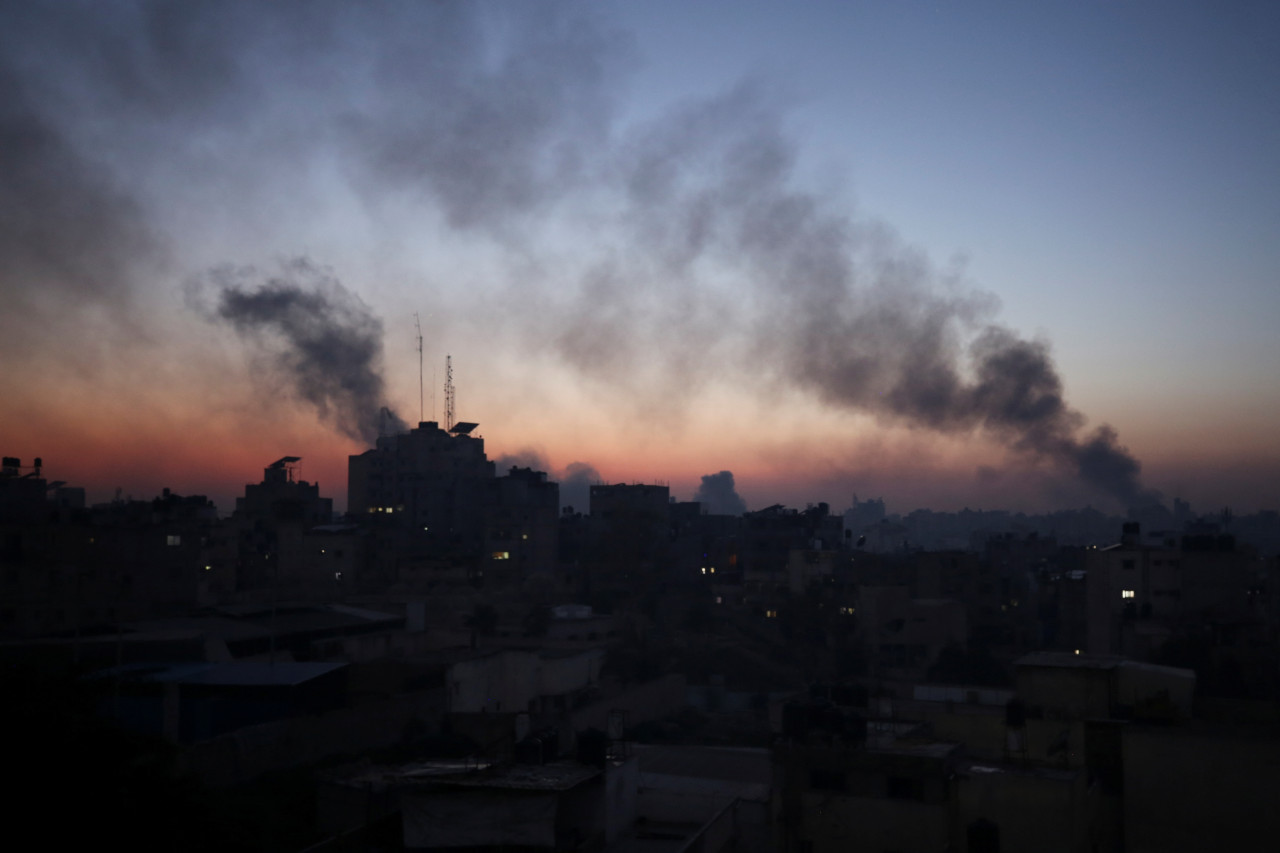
[194,258,405,444]
[694,471,748,515]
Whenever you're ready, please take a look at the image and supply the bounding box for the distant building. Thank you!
[235,456,332,524]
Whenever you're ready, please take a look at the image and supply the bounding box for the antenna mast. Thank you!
[414,313,424,424]
[444,354,455,431]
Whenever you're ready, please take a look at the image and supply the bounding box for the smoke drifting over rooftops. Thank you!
[1,2,1159,508]
[192,259,405,445]
[495,449,602,513]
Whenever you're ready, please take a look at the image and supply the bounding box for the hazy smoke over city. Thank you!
[0,1,1155,506]
[194,259,405,445]
[494,449,602,513]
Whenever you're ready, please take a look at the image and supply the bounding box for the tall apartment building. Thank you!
[347,420,496,561]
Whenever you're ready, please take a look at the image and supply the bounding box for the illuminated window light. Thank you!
[765,609,778,618]
[1121,589,1135,599]
[492,551,510,560]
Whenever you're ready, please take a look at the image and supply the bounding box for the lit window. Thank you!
[715,596,723,604]
[765,609,778,618]
[204,565,212,572]
[166,535,181,547]
[521,533,528,540]
[492,551,510,560]
[1121,589,1135,599]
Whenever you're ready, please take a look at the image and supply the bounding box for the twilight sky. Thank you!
[2,1,1277,515]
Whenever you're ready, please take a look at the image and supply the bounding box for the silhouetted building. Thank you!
[483,466,559,583]
[348,421,495,566]
[232,457,334,592]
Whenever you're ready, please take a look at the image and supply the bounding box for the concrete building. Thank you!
[231,457,335,592]
[446,647,606,716]
[1087,522,1270,660]
[742,504,843,595]
[483,466,559,583]
[348,420,495,563]
[856,585,968,676]
[582,484,672,597]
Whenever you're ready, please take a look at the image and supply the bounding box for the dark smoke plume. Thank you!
[0,64,156,357]
[694,470,747,515]
[195,259,405,444]
[545,81,1157,507]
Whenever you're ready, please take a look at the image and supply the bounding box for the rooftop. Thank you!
[337,759,604,793]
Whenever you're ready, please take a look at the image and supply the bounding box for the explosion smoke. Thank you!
[694,471,748,516]
[196,259,405,445]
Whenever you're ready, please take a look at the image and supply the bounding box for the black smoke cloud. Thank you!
[3,2,1155,506]
[694,471,747,516]
[552,80,1157,506]
[193,259,405,444]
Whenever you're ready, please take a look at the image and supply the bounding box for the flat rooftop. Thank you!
[337,759,603,793]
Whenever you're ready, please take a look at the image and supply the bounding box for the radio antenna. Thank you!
[444,354,455,432]
[414,313,424,424]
